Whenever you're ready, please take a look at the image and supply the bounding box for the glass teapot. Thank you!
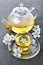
[2,4,40,59]
[2,3,38,33]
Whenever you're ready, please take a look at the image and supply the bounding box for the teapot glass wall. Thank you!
[1,3,38,33]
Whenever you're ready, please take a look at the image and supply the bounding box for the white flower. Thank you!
[33,25,41,32]
[13,51,17,56]
[32,25,41,38]
[3,39,8,45]
[32,32,40,38]
[17,47,22,53]
[31,39,37,46]
[13,45,22,57]
[31,39,35,44]
[3,33,11,45]
[3,33,16,45]
[20,38,26,43]
[4,33,9,39]
[17,53,21,57]
[30,46,37,53]
[10,34,15,40]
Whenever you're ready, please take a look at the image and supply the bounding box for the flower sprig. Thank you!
[8,44,22,57]
[3,33,15,45]
[32,25,41,38]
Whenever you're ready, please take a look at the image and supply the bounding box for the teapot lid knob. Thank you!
[19,3,24,7]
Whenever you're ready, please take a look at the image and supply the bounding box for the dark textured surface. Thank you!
[0,0,43,65]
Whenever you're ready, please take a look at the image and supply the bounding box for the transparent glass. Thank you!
[2,4,40,59]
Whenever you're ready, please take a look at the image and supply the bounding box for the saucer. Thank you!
[8,38,40,59]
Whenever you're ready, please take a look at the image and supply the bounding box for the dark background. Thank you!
[0,0,43,65]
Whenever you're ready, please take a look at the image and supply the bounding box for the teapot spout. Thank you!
[1,19,9,29]
[1,19,12,30]
[1,19,7,24]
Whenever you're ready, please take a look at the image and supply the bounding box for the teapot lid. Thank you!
[10,3,29,17]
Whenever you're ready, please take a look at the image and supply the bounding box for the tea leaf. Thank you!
[8,50,14,55]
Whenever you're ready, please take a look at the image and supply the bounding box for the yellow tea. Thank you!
[5,13,34,33]
[16,34,32,51]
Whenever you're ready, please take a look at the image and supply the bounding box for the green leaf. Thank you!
[8,50,14,55]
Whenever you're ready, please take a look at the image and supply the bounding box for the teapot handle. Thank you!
[30,7,38,20]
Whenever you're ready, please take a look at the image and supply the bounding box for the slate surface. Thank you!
[0,0,43,65]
